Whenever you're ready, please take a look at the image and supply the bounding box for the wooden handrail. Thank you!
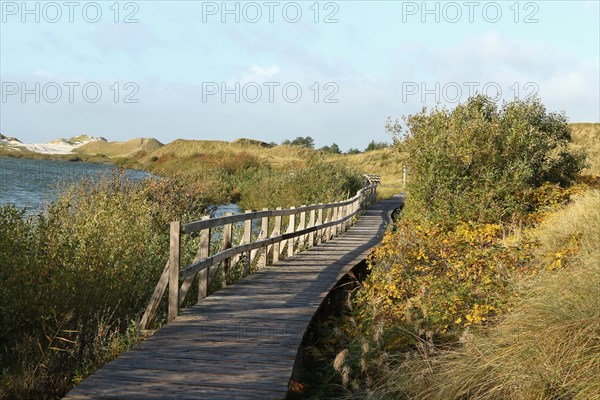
[139,178,380,331]
[182,189,366,234]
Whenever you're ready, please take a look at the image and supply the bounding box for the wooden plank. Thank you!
[139,260,170,330]
[221,214,233,287]
[307,209,315,248]
[286,207,295,258]
[168,221,181,322]
[298,208,306,250]
[272,208,282,263]
[198,219,210,302]
[316,207,323,244]
[258,209,269,269]
[180,217,211,306]
[242,210,252,275]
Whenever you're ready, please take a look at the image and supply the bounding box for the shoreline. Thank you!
[0,148,152,174]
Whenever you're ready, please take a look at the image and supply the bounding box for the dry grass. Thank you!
[379,190,600,400]
[75,138,163,158]
[570,123,600,175]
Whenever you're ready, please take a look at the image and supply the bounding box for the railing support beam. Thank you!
[168,221,181,322]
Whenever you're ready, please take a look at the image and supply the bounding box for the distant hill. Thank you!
[2,123,597,189]
[49,135,107,146]
[0,133,22,144]
[0,134,105,155]
[76,138,164,159]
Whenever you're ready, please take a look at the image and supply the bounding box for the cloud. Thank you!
[32,69,56,79]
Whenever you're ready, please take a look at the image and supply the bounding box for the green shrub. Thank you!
[237,159,365,210]
[0,173,210,399]
[390,95,587,224]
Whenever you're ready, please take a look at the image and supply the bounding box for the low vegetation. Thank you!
[301,96,599,400]
[0,174,214,399]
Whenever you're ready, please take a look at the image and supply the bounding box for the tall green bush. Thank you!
[389,95,587,224]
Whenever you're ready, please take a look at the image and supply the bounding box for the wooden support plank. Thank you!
[330,207,338,240]
[307,209,316,248]
[139,260,170,331]
[316,207,323,244]
[272,208,282,263]
[198,218,211,303]
[221,214,233,288]
[286,208,296,258]
[242,210,252,275]
[343,204,349,232]
[168,221,181,322]
[180,217,211,306]
[298,207,306,250]
[257,209,269,269]
[323,208,331,243]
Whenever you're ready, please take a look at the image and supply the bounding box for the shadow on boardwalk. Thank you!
[64,196,403,400]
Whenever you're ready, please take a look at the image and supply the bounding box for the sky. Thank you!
[1,0,599,150]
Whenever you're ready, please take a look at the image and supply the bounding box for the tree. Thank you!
[365,140,389,152]
[321,143,342,154]
[289,136,315,148]
[390,95,587,224]
[346,148,361,154]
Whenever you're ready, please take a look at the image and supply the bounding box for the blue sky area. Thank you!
[1,1,599,150]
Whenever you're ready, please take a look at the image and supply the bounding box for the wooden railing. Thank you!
[139,177,379,331]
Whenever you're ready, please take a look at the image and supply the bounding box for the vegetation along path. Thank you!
[64,196,403,400]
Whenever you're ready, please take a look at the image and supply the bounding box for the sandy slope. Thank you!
[0,135,104,154]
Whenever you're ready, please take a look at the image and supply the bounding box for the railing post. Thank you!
[258,208,269,268]
[323,207,331,243]
[197,220,210,303]
[272,207,282,263]
[298,207,306,249]
[331,207,339,239]
[316,206,324,244]
[168,221,181,322]
[242,210,252,275]
[307,209,316,248]
[287,207,296,258]
[343,204,350,231]
[221,213,233,287]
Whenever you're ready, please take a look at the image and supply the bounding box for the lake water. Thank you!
[0,157,243,217]
[0,156,151,213]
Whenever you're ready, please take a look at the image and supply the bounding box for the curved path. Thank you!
[64,196,402,400]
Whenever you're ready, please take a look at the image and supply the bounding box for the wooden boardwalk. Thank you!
[64,196,402,400]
